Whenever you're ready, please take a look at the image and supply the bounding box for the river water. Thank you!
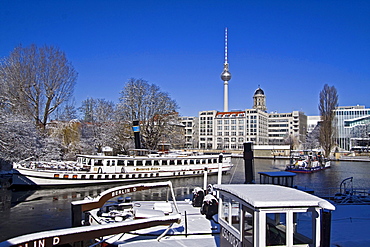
[0,158,369,242]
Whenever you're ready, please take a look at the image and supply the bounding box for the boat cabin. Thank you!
[259,171,296,188]
[214,184,335,247]
[258,171,314,194]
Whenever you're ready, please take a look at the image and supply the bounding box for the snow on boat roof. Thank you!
[213,184,335,210]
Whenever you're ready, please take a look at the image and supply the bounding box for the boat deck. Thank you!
[100,200,220,246]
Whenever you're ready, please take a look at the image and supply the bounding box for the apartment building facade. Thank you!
[198,109,269,150]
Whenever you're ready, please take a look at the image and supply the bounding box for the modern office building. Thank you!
[335,105,370,151]
[307,116,321,134]
[268,111,307,147]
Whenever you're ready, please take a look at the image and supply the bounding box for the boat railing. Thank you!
[312,186,370,204]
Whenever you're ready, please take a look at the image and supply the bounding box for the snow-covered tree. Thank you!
[0,44,77,129]
[79,98,121,153]
[55,100,78,121]
[0,111,40,162]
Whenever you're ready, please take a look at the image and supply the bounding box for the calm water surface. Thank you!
[0,158,369,242]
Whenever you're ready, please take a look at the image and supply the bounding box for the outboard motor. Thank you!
[192,187,205,207]
[200,194,218,220]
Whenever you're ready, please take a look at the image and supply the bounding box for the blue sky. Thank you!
[1,0,369,117]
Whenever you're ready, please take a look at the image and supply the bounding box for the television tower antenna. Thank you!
[220,28,232,112]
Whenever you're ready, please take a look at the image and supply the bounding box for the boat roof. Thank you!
[258,171,296,177]
[213,184,335,210]
[76,153,227,159]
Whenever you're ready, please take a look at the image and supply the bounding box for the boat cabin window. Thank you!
[79,157,90,165]
[127,160,134,166]
[136,160,143,166]
[169,160,175,165]
[221,196,241,233]
[107,160,110,166]
[266,212,287,246]
[221,196,230,223]
[293,211,314,245]
[231,199,241,232]
[111,160,116,166]
[94,159,103,166]
[153,160,159,166]
[265,210,314,246]
[243,207,254,246]
[117,160,125,166]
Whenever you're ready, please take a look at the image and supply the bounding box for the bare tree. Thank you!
[284,134,300,151]
[0,44,77,128]
[318,84,338,157]
[118,78,179,150]
[55,99,78,121]
[79,98,119,153]
[79,98,96,123]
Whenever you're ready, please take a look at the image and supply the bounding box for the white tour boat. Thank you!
[11,149,233,187]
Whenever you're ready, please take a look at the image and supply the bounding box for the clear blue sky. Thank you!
[1,0,369,117]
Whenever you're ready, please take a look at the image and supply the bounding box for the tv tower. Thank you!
[220,28,232,112]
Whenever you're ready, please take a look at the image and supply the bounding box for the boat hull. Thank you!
[285,166,330,173]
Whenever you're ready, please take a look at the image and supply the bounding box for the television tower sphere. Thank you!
[221,70,232,81]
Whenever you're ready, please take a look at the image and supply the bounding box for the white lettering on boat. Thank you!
[52,237,60,245]
[111,187,137,197]
[221,227,241,247]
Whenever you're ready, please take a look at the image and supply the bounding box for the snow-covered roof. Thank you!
[214,184,335,210]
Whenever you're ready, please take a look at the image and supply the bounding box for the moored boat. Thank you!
[11,150,233,187]
[285,150,330,173]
